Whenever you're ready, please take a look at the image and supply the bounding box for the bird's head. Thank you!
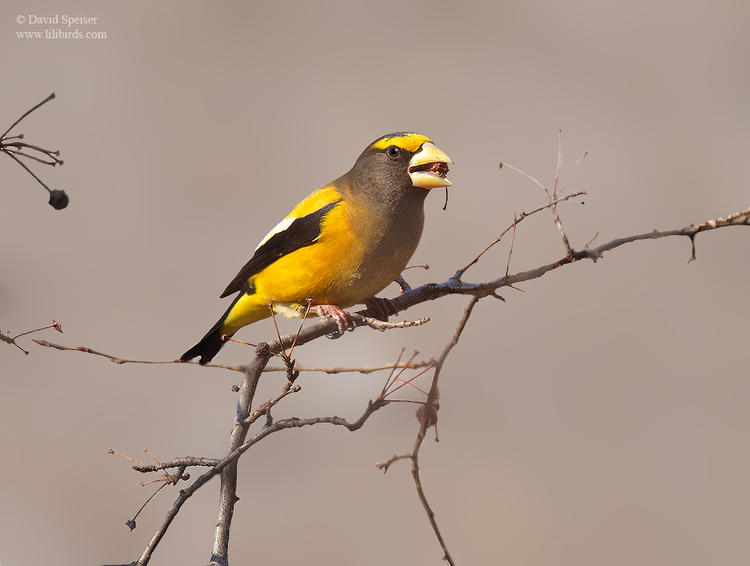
[349,132,452,203]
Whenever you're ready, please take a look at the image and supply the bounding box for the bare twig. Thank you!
[575,207,750,262]
[32,338,432,376]
[132,345,271,566]
[265,360,433,375]
[378,297,481,566]
[127,483,169,531]
[209,343,272,566]
[504,214,519,279]
[498,160,546,189]
[2,320,62,355]
[379,349,416,396]
[414,296,479,565]
[133,369,388,566]
[353,314,430,331]
[549,129,574,254]
[456,190,585,278]
[375,453,412,473]
[244,384,302,426]
[32,339,246,372]
[1,93,56,139]
[383,363,434,399]
[1,93,70,209]
[132,457,220,473]
[108,449,194,531]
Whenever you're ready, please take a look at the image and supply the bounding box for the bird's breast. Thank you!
[342,195,425,300]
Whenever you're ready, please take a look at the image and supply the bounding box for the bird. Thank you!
[180,132,452,365]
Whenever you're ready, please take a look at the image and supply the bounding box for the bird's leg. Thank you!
[315,304,355,338]
[365,297,397,322]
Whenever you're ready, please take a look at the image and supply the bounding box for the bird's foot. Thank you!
[365,297,397,322]
[316,304,355,338]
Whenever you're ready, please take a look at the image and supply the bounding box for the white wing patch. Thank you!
[254,216,296,251]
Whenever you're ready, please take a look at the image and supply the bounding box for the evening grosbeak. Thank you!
[181,132,452,364]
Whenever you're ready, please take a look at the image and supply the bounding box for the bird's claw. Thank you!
[316,305,355,338]
[365,297,397,321]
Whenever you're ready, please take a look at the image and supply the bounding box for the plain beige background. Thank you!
[1,1,749,565]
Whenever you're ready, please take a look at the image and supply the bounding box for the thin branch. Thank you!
[3,141,63,169]
[393,205,750,318]
[549,129,573,254]
[378,297,481,566]
[353,314,430,331]
[133,345,271,566]
[128,483,169,531]
[380,349,416,396]
[3,148,58,166]
[498,160,546,190]
[0,92,56,140]
[1,93,70,210]
[32,338,432,376]
[575,207,750,262]
[504,214,519,278]
[375,453,412,473]
[210,344,271,566]
[132,457,220,473]
[2,321,62,355]
[5,140,63,163]
[550,192,573,253]
[243,384,302,427]
[134,375,387,566]
[3,149,54,193]
[412,296,479,565]
[456,190,585,278]
[383,364,435,399]
[32,339,246,372]
[131,349,410,565]
[265,360,433,375]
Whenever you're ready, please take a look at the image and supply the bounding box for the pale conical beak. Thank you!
[408,142,453,189]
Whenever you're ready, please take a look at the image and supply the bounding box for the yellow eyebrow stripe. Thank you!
[370,133,432,153]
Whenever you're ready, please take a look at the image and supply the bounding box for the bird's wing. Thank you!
[220,187,343,298]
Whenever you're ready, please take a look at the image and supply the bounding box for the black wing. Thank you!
[220,200,341,298]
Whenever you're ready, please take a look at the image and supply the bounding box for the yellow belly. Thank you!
[220,195,422,334]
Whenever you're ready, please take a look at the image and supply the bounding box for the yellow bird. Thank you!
[181,132,452,364]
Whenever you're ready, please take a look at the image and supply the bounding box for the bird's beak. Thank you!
[408,142,453,189]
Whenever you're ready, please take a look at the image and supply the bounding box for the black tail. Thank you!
[181,295,240,365]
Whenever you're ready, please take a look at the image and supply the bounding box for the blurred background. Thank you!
[1,1,749,564]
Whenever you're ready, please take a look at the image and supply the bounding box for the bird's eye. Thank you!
[386,145,401,160]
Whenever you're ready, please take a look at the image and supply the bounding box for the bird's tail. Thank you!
[180,308,234,366]
[180,319,228,365]
[180,291,270,365]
